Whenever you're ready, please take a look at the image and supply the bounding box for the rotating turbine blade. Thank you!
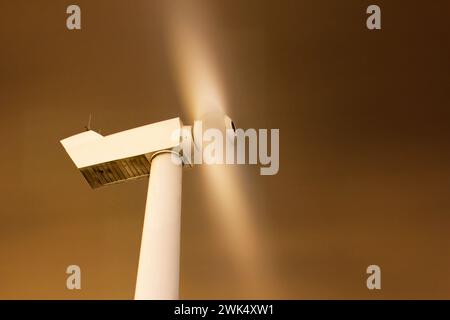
[163,1,274,296]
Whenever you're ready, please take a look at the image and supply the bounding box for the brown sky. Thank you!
[0,0,450,299]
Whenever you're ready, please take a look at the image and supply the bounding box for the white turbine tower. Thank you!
[60,114,235,299]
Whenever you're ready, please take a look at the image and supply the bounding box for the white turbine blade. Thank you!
[164,0,226,121]
[201,165,274,295]
[164,1,275,296]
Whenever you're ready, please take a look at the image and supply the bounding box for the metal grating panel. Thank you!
[80,154,151,189]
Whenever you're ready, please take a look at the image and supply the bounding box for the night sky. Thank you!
[0,0,449,299]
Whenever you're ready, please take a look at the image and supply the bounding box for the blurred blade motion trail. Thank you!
[162,0,279,296]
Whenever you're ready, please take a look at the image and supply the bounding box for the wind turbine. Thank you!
[60,113,235,299]
[61,1,272,300]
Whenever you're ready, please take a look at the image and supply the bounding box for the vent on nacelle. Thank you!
[80,154,151,188]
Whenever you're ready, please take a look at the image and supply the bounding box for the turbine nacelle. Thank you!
[60,112,236,188]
